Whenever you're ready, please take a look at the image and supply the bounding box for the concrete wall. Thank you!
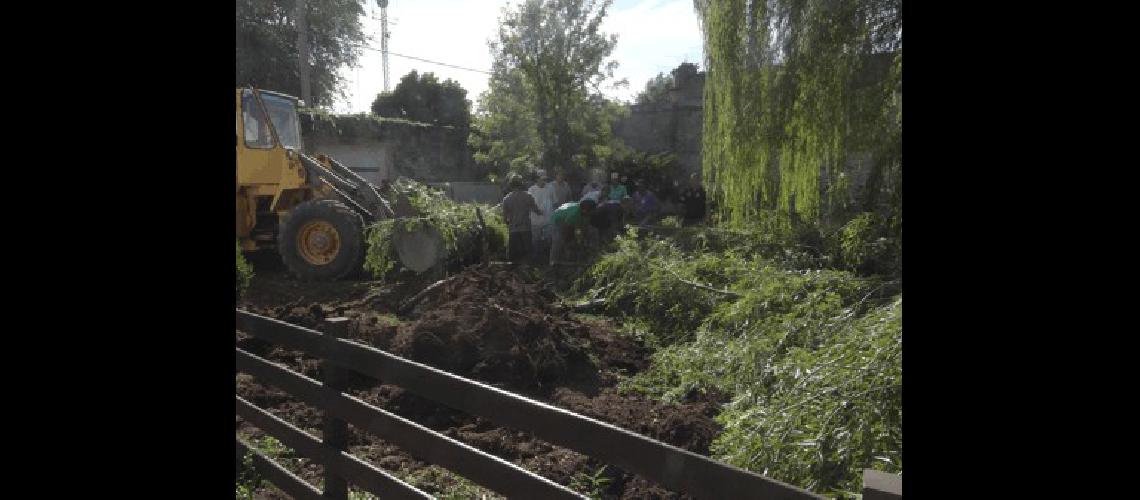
[299,114,480,185]
[428,181,504,205]
[297,114,505,205]
[307,141,394,186]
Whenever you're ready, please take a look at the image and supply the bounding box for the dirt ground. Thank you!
[237,257,726,499]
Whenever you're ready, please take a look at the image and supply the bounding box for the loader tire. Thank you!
[278,199,366,282]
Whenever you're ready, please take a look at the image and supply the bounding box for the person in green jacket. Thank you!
[606,172,628,202]
[549,198,597,265]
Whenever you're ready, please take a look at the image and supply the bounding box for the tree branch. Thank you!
[652,263,743,299]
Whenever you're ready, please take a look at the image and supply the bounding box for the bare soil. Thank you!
[237,259,727,499]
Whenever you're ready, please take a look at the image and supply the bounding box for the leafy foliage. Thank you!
[659,215,684,228]
[634,62,699,106]
[235,450,259,499]
[573,230,901,494]
[693,0,901,228]
[469,66,544,176]
[237,241,254,299]
[570,465,612,499]
[372,71,472,129]
[836,212,899,275]
[470,0,628,181]
[609,148,682,191]
[636,72,674,106]
[363,179,507,280]
[711,298,901,496]
[575,231,727,346]
[236,435,298,498]
[236,0,367,107]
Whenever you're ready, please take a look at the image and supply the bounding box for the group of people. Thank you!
[500,168,707,266]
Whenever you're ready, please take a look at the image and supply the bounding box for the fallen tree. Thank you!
[572,229,901,496]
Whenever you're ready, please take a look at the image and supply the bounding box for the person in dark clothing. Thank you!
[632,181,660,227]
[499,175,542,264]
[678,173,707,225]
[591,199,626,241]
[660,178,681,206]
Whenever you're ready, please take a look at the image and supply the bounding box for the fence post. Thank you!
[322,317,352,499]
[862,469,902,500]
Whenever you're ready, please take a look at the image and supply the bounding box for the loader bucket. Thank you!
[392,224,446,273]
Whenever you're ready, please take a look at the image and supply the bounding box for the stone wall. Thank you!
[613,64,705,178]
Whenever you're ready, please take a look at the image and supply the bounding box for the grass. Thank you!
[235,435,302,499]
[394,464,503,499]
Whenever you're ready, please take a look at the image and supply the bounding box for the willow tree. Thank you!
[694,0,901,227]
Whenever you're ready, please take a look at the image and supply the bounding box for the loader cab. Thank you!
[239,89,303,151]
[236,88,311,252]
[236,88,309,188]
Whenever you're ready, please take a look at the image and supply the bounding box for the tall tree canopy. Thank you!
[372,71,472,129]
[470,0,626,180]
[236,0,366,107]
[694,0,901,227]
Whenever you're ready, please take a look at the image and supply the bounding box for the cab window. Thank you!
[241,90,273,149]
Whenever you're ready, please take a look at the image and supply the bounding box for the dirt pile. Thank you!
[339,264,645,394]
[238,263,726,499]
[550,387,723,455]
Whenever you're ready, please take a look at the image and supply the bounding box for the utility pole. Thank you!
[295,0,312,106]
[379,0,391,92]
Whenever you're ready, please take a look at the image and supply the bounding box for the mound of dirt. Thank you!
[238,263,728,499]
[346,264,645,394]
[550,387,723,455]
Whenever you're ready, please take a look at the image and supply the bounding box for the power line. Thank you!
[352,43,492,75]
[388,50,492,75]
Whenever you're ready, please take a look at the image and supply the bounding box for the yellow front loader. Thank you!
[236,87,439,281]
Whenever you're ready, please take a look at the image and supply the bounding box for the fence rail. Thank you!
[236,439,322,500]
[236,308,828,499]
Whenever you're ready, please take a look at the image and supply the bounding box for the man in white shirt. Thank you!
[551,170,572,206]
[527,170,555,263]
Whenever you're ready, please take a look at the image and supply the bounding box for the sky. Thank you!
[332,0,705,114]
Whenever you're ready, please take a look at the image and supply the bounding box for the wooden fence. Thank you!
[236,308,887,499]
